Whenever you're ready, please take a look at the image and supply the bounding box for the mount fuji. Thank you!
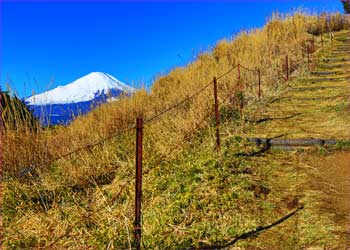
[26,72,136,126]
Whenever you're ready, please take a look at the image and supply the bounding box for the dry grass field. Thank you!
[1,12,350,249]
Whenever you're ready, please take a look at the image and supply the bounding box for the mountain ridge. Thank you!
[26,72,135,105]
[25,72,136,125]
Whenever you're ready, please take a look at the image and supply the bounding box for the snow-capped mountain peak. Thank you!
[26,72,135,105]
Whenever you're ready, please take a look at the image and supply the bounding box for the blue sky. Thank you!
[0,0,342,98]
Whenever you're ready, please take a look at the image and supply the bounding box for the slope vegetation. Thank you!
[2,12,350,249]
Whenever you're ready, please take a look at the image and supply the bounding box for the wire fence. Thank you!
[0,31,332,249]
[1,35,315,182]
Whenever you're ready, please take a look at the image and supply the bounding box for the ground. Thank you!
[235,30,350,249]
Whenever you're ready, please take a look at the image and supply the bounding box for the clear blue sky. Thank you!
[0,0,342,98]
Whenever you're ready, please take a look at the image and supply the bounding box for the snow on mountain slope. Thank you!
[26,72,135,105]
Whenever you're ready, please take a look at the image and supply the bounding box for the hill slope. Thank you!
[2,13,350,249]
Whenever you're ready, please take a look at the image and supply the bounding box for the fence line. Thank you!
[0,123,136,182]
[239,63,258,73]
[130,36,321,249]
[144,79,213,124]
[2,32,326,249]
[144,65,239,124]
[1,65,239,182]
[43,107,216,249]
[2,41,311,181]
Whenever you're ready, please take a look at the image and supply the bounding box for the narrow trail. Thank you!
[240,31,350,249]
[246,31,350,140]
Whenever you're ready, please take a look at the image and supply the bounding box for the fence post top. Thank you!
[136,116,144,128]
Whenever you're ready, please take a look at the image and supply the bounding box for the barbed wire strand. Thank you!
[217,65,238,80]
[0,124,136,183]
[144,65,238,124]
[239,63,258,73]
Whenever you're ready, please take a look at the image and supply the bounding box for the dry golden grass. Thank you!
[3,12,342,175]
[244,30,350,140]
[2,11,350,249]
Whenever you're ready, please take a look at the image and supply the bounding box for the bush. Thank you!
[0,90,38,131]
[341,0,350,14]
[307,12,349,35]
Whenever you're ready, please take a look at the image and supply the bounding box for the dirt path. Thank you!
[303,152,350,246]
[246,31,350,140]
[242,31,350,249]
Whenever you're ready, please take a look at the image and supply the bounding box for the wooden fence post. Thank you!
[213,77,221,153]
[237,63,241,81]
[257,68,261,101]
[285,55,289,81]
[307,45,310,71]
[134,116,143,250]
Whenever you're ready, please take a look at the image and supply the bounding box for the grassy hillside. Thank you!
[2,12,350,249]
